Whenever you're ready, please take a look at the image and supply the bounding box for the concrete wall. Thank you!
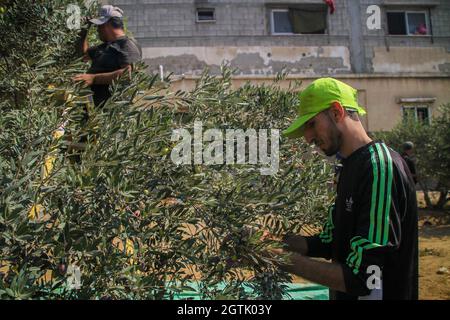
[372,47,450,73]
[109,0,450,77]
[112,0,340,38]
[142,45,351,76]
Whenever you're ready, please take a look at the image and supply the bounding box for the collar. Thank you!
[105,35,127,45]
[341,140,378,164]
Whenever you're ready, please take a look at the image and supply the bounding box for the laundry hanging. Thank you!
[324,0,335,14]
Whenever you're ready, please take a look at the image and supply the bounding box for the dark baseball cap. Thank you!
[90,5,124,25]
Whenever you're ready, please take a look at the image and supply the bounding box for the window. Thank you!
[271,9,293,34]
[402,105,431,123]
[270,6,327,35]
[387,11,430,35]
[196,8,215,23]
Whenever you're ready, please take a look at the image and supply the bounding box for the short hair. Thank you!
[403,141,414,151]
[326,105,359,121]
[108,17,124,29]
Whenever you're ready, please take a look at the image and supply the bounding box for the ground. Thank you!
[417,208,450,300]
[416,191,450,300]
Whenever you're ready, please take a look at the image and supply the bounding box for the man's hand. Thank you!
[263,243,292,267]
[267,247,285,256]
[73,74,95,86]
[81,16,93,28]
[219,227,281,269]
[281,233,309,255]
[261,230,282,242]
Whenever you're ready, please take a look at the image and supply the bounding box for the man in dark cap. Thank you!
[73,5,142,107]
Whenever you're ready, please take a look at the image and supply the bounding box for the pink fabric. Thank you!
[417,23,427,35]
[324,0,335,14]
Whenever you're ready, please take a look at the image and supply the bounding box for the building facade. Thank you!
[108,0,450,131]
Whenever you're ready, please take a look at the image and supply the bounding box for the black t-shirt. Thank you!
[401,153,418,184]
[306,141,418,300]
[87,36,142,106]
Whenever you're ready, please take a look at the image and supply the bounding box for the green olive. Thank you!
[194,165,202,173]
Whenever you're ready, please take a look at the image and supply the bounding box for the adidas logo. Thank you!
[345,196,354,212]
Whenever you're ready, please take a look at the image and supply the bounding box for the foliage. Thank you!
[0,0,334,299]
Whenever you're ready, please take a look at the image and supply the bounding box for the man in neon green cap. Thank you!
[283,77,367,152]
[272,78,418,300]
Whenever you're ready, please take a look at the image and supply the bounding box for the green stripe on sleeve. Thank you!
[353,242,382,275]
[319,205,335,243]
[368,146,379,243]
[347,237,370,267]
[374,143,387,244]
[381,143,393,245]
[347,236,363,264]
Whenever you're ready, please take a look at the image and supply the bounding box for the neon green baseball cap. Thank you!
[283,78,366,138]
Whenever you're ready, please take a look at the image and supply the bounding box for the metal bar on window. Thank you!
[428,7,434,43]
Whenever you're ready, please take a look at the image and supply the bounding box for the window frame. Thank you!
[196,8,216,23]
[401,104,432,124]
[270,9,294,35]
[386,10,431,36]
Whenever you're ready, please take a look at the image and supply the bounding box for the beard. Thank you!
[98,27,107,42]
[322,114,342,156]
[99,33,106,42]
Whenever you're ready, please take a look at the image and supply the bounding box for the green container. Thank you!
[169,282,329,300]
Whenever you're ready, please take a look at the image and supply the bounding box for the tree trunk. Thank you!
[419,181,433,208]
[435,189,449,210]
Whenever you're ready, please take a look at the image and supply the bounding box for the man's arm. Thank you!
[281,204,335,259]
[282,234,308,255]
[277,251,347,293]
[277,227,349,293]
[72,65,131,86]
[405,157,418,183]
[92,66,131,84]
[74,39,142,86]
[76,24,91,61]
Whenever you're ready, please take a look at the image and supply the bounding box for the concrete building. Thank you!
[108,0,450,131]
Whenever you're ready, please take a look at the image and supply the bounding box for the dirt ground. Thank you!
[416,191,450,300]
[417,209,450,300]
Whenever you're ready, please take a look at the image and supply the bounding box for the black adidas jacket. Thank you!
[305,141,418,300]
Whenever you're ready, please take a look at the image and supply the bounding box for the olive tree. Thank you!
[0,0,334,299]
